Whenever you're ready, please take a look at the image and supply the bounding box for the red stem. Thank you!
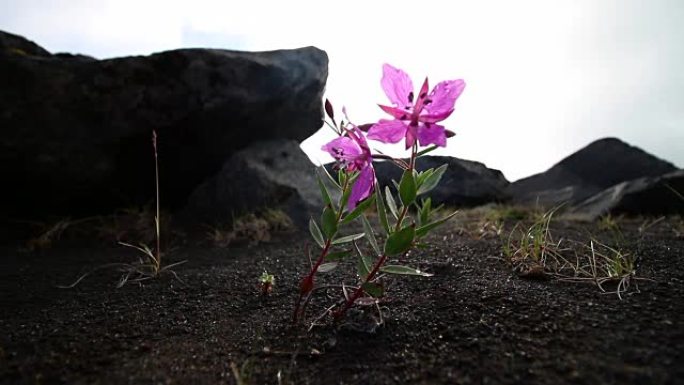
[334,253,388,319]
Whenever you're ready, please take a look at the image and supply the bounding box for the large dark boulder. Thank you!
[184,140,322,227]
[507,138,677,207]
[570,170,684,220]
[373,156,510,206]
[0,30,327,219]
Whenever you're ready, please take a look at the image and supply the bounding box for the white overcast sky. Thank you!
[2,0,682,181]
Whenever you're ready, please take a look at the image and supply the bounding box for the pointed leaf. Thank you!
[419,198,432,226]
[340,195,375,225]
[309,218,325,248]
[362,282,384,298]
[325,249,352,262]
[316,173,333,207]
[416,144,439,157]
[385,186,399,220]
[361,215,380,255]
[416,169,434,187]
[384,225,415,256]
[375,184,390,235]
[399,168,417,206]
[321,206,338,239]
[418,164,448,195]
[380,265,433,277]
[319,165,341,190]
[318,262,339,273]
[332,233,365,245]
[357,254,372,279]
[416,210,459,238]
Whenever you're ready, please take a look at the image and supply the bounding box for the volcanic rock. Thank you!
[373,156,510,206]
[184,140,322,227]
[569,170,684,220]
[0,30,328,219]
[507,138,677,207]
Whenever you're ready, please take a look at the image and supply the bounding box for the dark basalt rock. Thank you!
[184,140,322,227]
[0,30,328,219]
[569,170,684,220]
[372,156,510,207]
[507,138,677,207]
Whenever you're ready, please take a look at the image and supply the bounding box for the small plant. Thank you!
[502,207,566,278]
[293,64,466,325]
[259,271,275,295]
[61,131,185,288]
[556,240,644,299]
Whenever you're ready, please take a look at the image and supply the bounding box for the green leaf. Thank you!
[416,169,434,187]
[338,168,346,187]
[321,206,338,239]
[357,254,372,279]
[416,144,439,157]
[340,195,375,225]
[419,198,432,226]
[384,225,415,256]
[385,186,399,220]
[309,218,325,248]
[318,262,339,273]
[416,210,459,238]
[399,168,417,206]
[332,232,365,245]
[362,282,384,298]
[338,172,356,213]
[325,249,352,262]
[380,265,433,277]
[375,185,390,235]
[361,215,380,255]
[316,173,333,207]
[319,166,341,190]
[417,164,448,195]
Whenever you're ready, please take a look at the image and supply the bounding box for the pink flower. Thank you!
[321,127,375,210]
[367,64,465,149]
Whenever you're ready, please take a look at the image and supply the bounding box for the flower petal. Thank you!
[367,119,407,144]
[423,79,466,122]
[348,166,375,210]
[417,123,447,147]
[379,104,411,120]
[321,136,362,162]
[381,64,414,108]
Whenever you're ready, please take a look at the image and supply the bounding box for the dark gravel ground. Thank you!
[1,215,683,384]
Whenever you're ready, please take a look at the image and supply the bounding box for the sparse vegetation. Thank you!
[555,240,641,299]
[206,209,294,247]
[61,131,185,288]
[500,206,648,298]
[502,207,566,278]
[259,270,275,295]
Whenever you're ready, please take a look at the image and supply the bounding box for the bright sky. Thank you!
[2,0,682,181]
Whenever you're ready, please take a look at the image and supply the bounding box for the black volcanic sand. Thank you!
[1,216,683,385]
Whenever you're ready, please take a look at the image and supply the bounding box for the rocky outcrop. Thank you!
[184,140,322,227]
[0,30,328,218]
[569,170,684,220]
[373,156,510,206]
[507,138,677,207]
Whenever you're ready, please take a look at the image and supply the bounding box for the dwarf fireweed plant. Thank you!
[293,64,466,324]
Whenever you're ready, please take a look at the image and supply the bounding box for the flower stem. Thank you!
[335,143,419,320]
[293,176,351,323]
[334,253,388,320]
